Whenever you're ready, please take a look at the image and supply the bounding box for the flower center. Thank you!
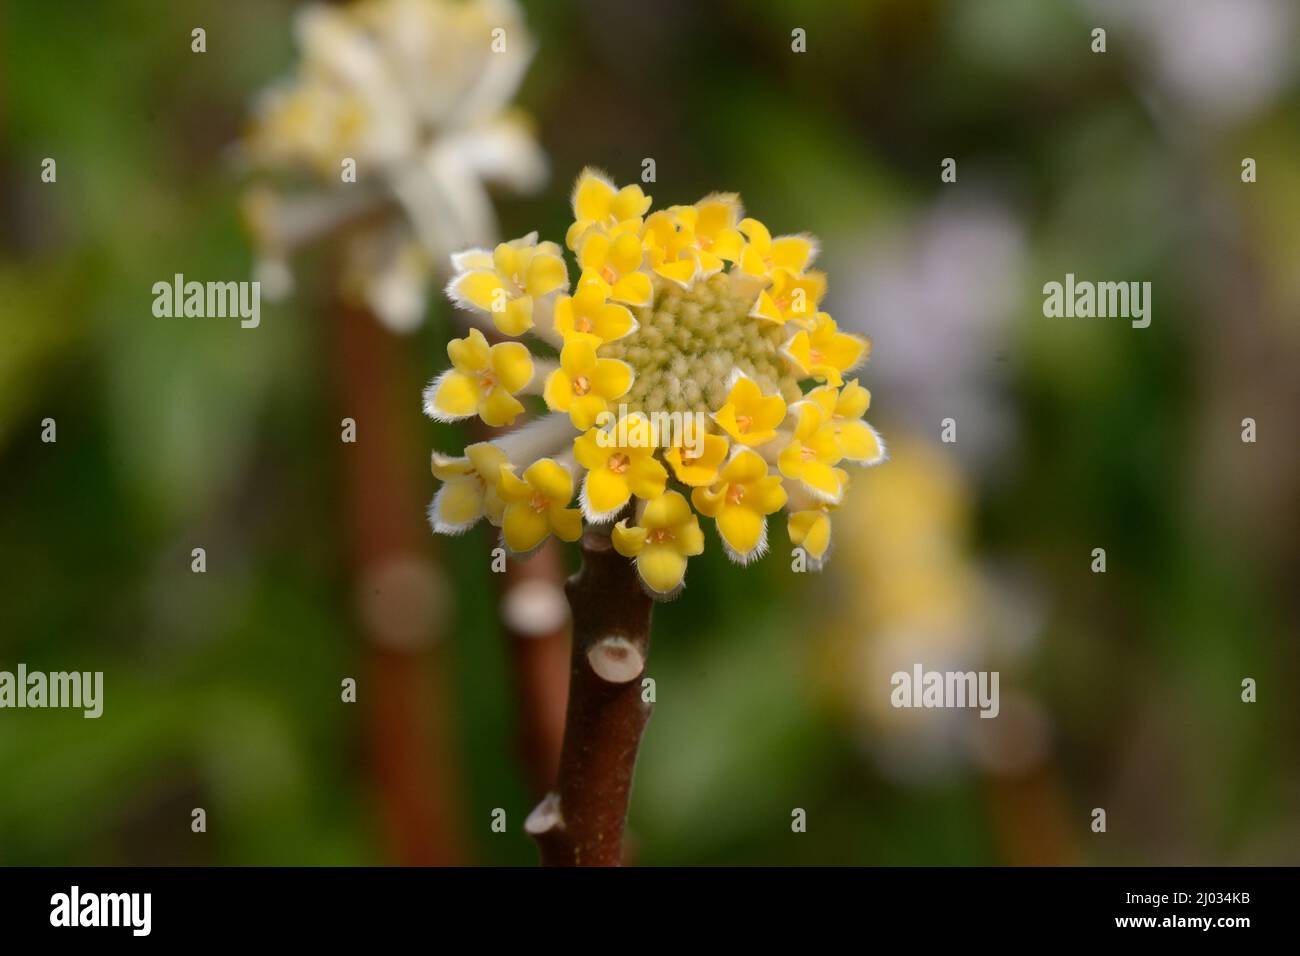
[600,265,617,285]
[648,527,674,544]
[572,375,591,396]
[800,444,817,462]
[607,453,630,475]
[726,484,746,505]
[478,370,497,391]
[735,414,754,433]
[599,273,800,417]
[528,492,549,513]
[575,316,593,334]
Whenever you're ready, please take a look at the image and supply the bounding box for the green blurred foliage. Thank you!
[2,0,1298,865]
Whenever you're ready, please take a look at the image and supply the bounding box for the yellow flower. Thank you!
[553,275,637,343]
[566,168,653,249]
[777,400,846,503]
[612,491,706,596]
[664,433,730,487]
[788,507,833,564]
[749,267,827,326]
[783,312,868,386]
[807,379,886,464]
[574,228,653,307]
[543,337,633,429]
[428,442,509,534]
[497,458,584,554]
[671,194,745,275]
[447,234,569,336]
[691,449,787,562]
[424,327,534,427]
[737,217,818,279]
[574,415,668,519]
[712,376,786,447]
[641,209,700,287]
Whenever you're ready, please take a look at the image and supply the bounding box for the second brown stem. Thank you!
[525,530,654,866]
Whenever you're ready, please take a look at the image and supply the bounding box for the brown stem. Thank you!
[496,539,571,797]
[333,289,468,866]
[525,530,654,866]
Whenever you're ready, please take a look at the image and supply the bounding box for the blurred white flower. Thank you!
[241,0,547,332]
[1086,0,1297,126]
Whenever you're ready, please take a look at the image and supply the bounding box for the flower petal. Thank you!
[550,505,584,542]
[503,502,550,553]
[610,521,645,561]
[626,455,668,500]
[524,458,574,504]
[431,478,485,533]
[788,510,830,561]
[525,253,568,298]
[447,327,491,372]
[479,388,525,428]
[428,370,480,421]
[836,420,886,464]
[609,272,652,308]
[642,489,691,529]
[676,516,706,556]
[573,168,615,223]
[490,341,534,394]
[450,270,506,313]
[723,448,769,484]
[595,302,636,341]
[637,543,688,595]
[591,358,633,400]
[543,368,573,412]
[585,467,631,515]
[493,295,534,336]
[717,505,763,556]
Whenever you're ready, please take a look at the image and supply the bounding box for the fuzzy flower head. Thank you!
[240,0,546,332]
[425,167,886,597]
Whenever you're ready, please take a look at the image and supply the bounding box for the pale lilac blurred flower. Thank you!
[832,196,1027,476]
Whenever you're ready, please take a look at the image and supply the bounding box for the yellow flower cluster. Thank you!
[424,168,886,598]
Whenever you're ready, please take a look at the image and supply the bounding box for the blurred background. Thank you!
[2,0,1298,865]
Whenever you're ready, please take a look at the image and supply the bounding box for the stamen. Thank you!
[573,375,591,395]
[726,484,746,505]
[607,453,630,475]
